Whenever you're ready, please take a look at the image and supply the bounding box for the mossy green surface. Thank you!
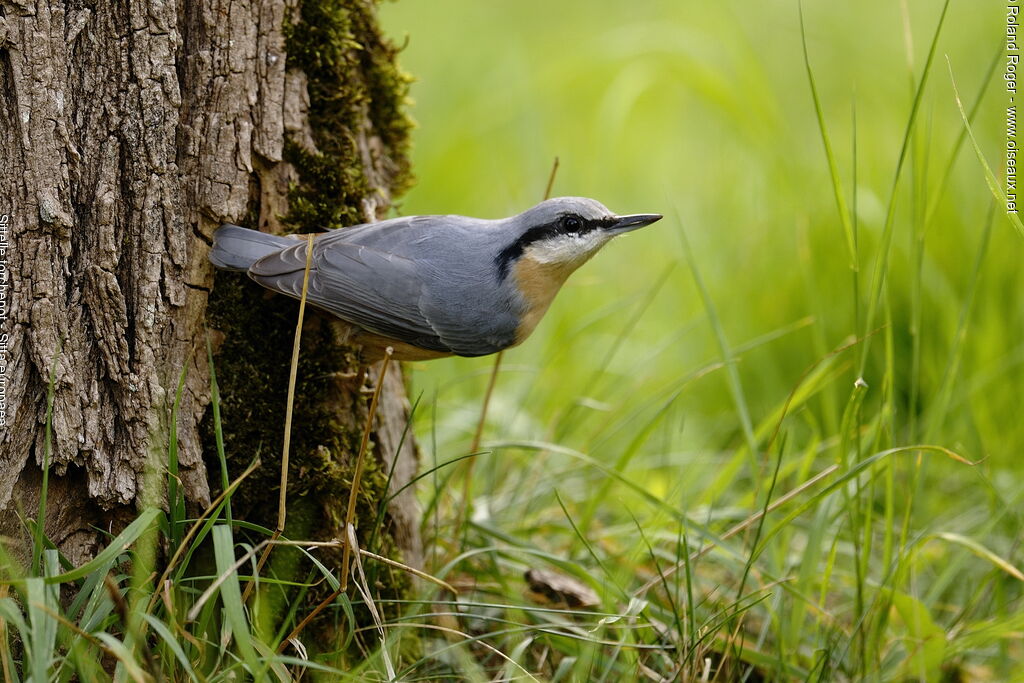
[283,0,414,231]
[201,0,415,656]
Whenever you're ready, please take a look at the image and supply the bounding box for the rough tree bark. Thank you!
[0,0,421,585]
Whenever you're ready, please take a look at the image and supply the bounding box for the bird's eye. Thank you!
[561,215,583,233]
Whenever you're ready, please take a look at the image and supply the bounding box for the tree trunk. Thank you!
[0,0,420,583]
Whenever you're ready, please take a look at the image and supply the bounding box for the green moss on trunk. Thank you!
[284,0,413,231]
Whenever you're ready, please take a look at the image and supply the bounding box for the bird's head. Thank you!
[495,196,662,277]
[493,197,662,344]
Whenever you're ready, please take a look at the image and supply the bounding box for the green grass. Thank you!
[1,1,1020,681]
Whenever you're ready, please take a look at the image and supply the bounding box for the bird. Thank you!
[208,196,662,361]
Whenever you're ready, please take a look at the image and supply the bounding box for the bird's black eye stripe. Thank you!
[495,214,605,279]
[495,223,558,278]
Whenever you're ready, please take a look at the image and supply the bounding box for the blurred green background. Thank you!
[381,0,1017,476]
[378,0,1021,677]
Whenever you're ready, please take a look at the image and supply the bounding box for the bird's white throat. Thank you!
[522,231,611,267]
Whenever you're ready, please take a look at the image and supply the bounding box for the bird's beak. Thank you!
[607,213,663,234]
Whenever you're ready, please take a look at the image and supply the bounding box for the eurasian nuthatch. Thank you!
[209,197,662,360]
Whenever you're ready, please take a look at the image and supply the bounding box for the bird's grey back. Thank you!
[245,214,525,356]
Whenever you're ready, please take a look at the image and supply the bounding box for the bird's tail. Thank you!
[209,224,297,272]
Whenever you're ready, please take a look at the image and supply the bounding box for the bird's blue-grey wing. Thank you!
[416,263,520,357]
[247,237,451,352]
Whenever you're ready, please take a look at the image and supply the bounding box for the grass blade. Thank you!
[167,361,189,551]
[799,2,856,269]
[676,215,758,464]
[947,57,1024,237]
[212,524,260,675]
[207,332,233,527]
[34,345,62,576]
[858,0,951,375]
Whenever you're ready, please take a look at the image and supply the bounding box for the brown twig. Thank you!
[543,156,560,201]
[455,157,561,539]
[243,233,316,603]
[455,352,502,536]
[340,346,394,590]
